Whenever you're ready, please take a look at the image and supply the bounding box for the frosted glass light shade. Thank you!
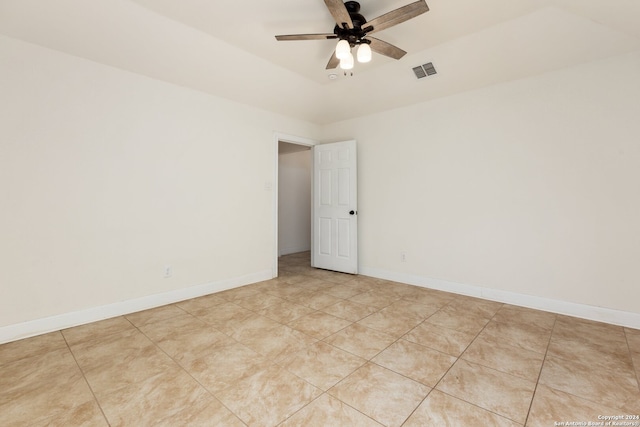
[340,52,354,70]
[357,43,372,63]
[335,40,351,60]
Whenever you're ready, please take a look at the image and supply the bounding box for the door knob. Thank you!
[349,210,356,215]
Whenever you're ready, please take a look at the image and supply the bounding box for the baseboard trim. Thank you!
[279,245,311,257]
[360,266,640,329]
[0,270,272,344]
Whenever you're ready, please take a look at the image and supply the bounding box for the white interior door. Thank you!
[312,140,358,274]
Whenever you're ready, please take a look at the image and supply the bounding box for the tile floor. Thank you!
[1,251,639,426]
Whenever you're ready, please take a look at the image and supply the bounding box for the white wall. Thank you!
[0,35,319,339]
[2,30,639,341]
[322,51,640,323]
[278,148,312,256]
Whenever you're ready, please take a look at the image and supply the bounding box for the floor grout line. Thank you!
[60,330,113,427]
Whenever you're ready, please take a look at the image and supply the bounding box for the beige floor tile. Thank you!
[357,305,425,338]
[280,341,366,390]
[279,272,307,281]
[99,368,241,427]
[232,292,286,311]
[257,299,316,323]
[404,390,522,427]
[0,331,67,366]
[83,345,179,397]
[175,293,226,314]
[125,304,186,327]
[291,290,344,310]
[216,364,322,427]
[322,283,365,299]
[400,287,455,307]
[36,400,108,427]
[1,347,78,396]
[625,327,640,353]
[343,278,378,294]
[162,398,246,427]
[317,270,356,285]
[72,331,177,398]
[282,268,311,277]
[383,282,426,298]
[348,290,399,309]
[303,280,343,294]
[0,349,98,426]
[291,277,329,291]
[181,341,272,394]
[553,315,627,348]
[240,324,317,363]
[0,377,100,427]
[68,328,170,379]
[137,312,208,342]
[547,335,634,372]
[243,278,283,293]
[320,299,378,322]
[288,311,352,340]
[436,359,536,424]
[492,305,557,331]
[62,316,135,346]
[216,285,262,302]
[280,394,383,427]
[324,323,396,359]
[68,328,152,370]
[479,320,551,354]
[405,321,477,356]
[140,317,233,360]
[526,385,629,427]
[306,269,342,281]
[462,335,545,381]
[329,362,431,427]
[193,301,255,333]
[552,318,629,359]
[445,297,503,319]
[390,300,440,320]
[539,355,640,413]
[223,313,282,342]
[265,283,309,300]
[369,281,415,300]
[633,351,640,384]
[426,305,491,335]
[372,339,456,387]
[277,267,300,276]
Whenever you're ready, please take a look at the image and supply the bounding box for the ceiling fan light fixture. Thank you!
[335,39,351,60]
[357,43,372,63]
[274,0,431,72]
[340,52,354,70]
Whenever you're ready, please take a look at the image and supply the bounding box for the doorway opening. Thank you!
[273,133,317,277]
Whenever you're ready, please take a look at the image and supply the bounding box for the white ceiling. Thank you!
[1,0,639,124]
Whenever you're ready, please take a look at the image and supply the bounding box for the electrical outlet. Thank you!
[164,265,172,278]
[401,252,407,262]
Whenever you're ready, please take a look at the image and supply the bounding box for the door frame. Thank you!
[272,132,318,278]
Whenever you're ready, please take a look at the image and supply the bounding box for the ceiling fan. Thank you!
[275,0,429,71]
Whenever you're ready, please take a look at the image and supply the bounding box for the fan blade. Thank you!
[324,0,354,29]
[326,51,340,69]
[276,33,337,41]
[367,37,407,60]
[365,0,429,34]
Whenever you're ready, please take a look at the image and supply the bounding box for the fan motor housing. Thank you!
[333,1,371,46]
